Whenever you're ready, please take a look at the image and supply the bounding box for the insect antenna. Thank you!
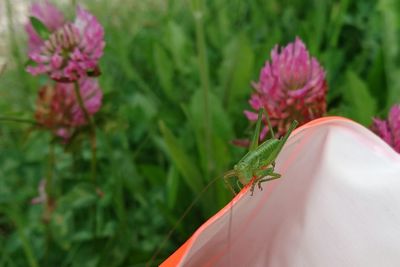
[147,173,233,267]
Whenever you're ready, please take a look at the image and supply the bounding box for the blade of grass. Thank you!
[3,207,39,267]
[328,0,350,48]
[378,0,400,109]
[343,71,376,125]
[159,121,204,193]
[5,0,30,95]
[190,0,213,177]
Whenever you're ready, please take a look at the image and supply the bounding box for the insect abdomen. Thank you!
[241,139,280,168]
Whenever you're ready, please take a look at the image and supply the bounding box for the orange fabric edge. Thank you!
[160,116,354,266]
[160,237,192,267]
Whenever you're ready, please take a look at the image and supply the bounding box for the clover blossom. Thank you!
[35,78,102,141]
[26,2,105,82]
[372,105,400,153]
[245,37,327,138]
[25,1,65,53]
[31,179,47,205]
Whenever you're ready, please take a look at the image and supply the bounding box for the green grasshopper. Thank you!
[147,109,298,266]
[223,108,298,195]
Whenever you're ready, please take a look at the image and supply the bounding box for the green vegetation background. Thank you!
[1,0,400,266]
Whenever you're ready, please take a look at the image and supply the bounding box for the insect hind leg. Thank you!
[252,167,280,191]
[257,172,281,190]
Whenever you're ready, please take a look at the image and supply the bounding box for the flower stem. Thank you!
[73,81,97,184]
[46,144,54,200]
[44,142,54,266]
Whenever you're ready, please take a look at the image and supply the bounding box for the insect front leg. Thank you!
[236,179,243,191]
[223,170,238,196]
[224,178,237,196]
[253,167,273,187]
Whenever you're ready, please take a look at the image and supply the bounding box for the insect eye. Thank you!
[235,164,244,171]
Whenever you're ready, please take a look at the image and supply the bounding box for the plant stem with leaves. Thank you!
[73,81,97,184]
[191,0,213,176]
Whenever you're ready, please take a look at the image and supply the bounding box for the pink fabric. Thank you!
[163,117,400,267]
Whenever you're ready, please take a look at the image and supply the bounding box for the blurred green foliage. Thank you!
[0,0,400,266]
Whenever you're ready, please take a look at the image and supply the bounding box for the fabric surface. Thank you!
[162,117,400,267]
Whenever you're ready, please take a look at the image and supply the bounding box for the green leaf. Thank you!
[189,90,233,148]
[327,0,350,48]
[164,21,189,73]
[50,184,98,249]
[367,47,387,109]
[159,121,203,194]
[219,33,254,107]
[24,59,36,67]
[343,71,376,125]
[153,44,174,101]
[166,166,179,209]
[62,183,97,209]
[184,90,233,175]
[139,164,165,187]
[29,17,51,40]
[51,211,74,249]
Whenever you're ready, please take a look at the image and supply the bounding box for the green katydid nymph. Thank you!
[223,108,298,195]
[147,109,298,266]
